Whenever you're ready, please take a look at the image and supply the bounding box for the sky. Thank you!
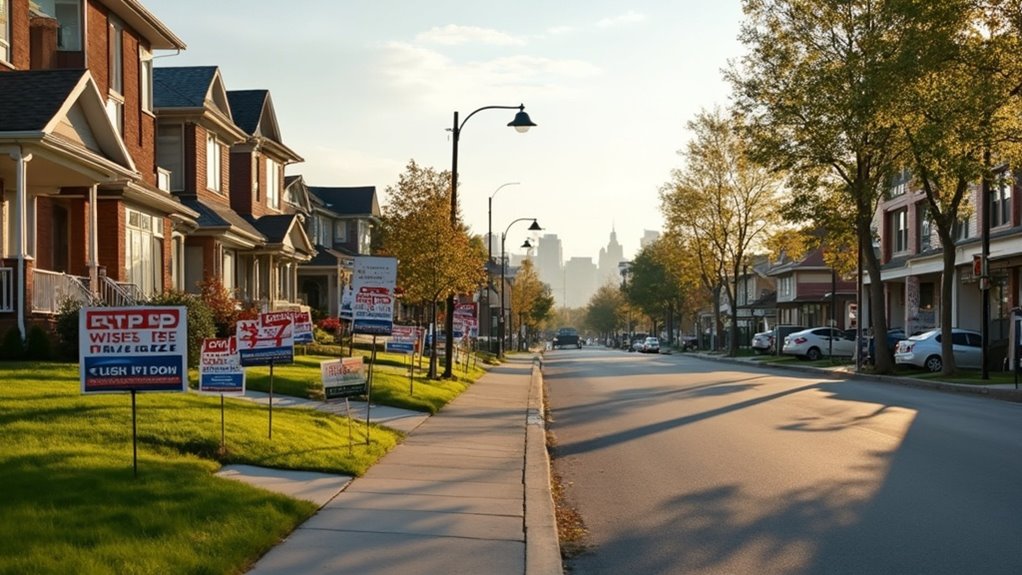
[144,1,746,263]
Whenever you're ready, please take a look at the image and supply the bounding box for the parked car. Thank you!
[782,327,857,360]
[860,328,907,364]
[641,337,660,354]
[679,336,698,351]
[894,328,982,372]
[753,326,807,354]
[631,338,646,352]
[751,330,774,354]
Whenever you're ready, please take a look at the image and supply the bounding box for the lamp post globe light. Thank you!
[500,218,542,358]
[487,182,520,353]
[444,105,536,378]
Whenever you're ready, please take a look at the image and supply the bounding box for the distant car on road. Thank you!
[782,327,856,360]
[894,328,982,372]
[553,327,582,350]
[641,337,660,354]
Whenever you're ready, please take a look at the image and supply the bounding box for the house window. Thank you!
[991,179,1012,227]
[954,216,969,241]
[37,0,82,51]
[206,134,222,192]
[890,208,908,253]
[890,167,911,197]
[916,204,931,252]
[157,124,184,191]
[358,220,371,254]
[108,16,123,95]
[778,276,793,299]
[105,95,124,136]
[222,248,235,292]
[333,221,347,244]
[125,208,164,297]
[140,47,154,113]
[266,159,280,209]
[1,0,10,63]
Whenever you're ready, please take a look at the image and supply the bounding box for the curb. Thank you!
[525,355,563,575]
[694,353,1022,402]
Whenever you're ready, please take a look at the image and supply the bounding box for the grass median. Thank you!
[1,353,485,574]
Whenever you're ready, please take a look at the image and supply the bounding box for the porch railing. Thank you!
[0,267,12,312]
[100,276,141,307]
[31,269,95,314]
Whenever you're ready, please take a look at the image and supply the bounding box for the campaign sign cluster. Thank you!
[79,307,188,393]
[199,336,245,394]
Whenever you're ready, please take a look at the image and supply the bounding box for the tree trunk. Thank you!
[861,211,893,374]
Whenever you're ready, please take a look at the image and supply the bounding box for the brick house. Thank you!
[153,66,313,311]
[769,247,857,329]
[868,167,1022,339]
[0,0,195,340]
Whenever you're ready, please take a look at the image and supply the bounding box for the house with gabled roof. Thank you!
[0,0,195,341]
[768,247,857,329]
[153,66,313,311]
[299,185,381,316]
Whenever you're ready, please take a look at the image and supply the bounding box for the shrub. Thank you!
[0,327,24,360]
[24,325,52,360]
[317,316,341,333]
[198,277,239,337]
[147,291,216,368]
[54,297,83,361]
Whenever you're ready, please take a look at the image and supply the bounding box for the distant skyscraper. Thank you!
[640,229,661,249]
[598,227,625,287]
[536,234,564,305]
[564,257,598,308]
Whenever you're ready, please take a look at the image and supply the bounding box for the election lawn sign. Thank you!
[321,357,368,400]
[236,312,295,366]
[79,306,188,393]
[199,336,245,394]
[352,256,397,335]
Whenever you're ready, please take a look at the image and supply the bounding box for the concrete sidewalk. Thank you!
[225,355,561,575]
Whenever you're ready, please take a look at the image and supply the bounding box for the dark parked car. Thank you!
[860,328,906,364]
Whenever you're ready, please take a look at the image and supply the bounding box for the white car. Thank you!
[782,327,856,360]
[894,328,982,372]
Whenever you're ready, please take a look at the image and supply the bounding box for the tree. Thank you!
[378,160,485,377]
[508,259,551,350]
[585,284,627,340]
[661,107,784,355]
[893,0,1022,374]
[729,0,911,372]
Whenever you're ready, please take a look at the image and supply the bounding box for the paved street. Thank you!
[545,347,1022,575]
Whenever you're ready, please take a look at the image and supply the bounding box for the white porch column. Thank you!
[9,148,32,340]
[88,185,99,296]
[267,254,275,307]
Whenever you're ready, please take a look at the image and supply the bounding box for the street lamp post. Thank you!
[487,182,520,354]
[444,105,536,378]
[500,218,542,358]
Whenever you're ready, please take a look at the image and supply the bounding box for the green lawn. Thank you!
[0,360,416,574]
[243,352,487,413]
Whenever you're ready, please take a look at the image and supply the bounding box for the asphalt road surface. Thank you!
[545,346,1022,575]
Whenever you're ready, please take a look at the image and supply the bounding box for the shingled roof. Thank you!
[226,90,267,135]
[179,197,263,239]
[153,66,218,109]
[0,69,87,132]
[308,186,380,217]
[244,214,296,244]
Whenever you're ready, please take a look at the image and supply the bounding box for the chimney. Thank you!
[29,15,60,70]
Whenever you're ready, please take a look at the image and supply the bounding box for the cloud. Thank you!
[546,25,576,36]
[416,24,526,46]
[596,11,647,29]
[377,42,601,107]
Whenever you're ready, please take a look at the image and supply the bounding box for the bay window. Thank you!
[37,0,82,51]
[266,159,280,209]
